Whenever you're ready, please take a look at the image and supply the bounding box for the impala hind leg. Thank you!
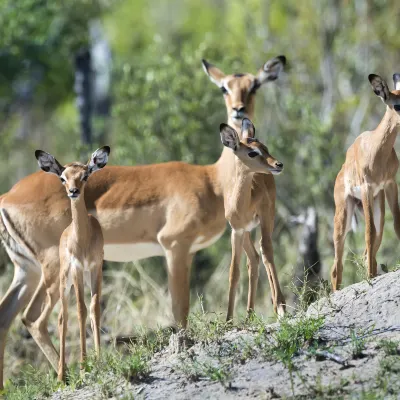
[331,196,355,291]
[385,180,400,240]
[243,232,260,316]
[0,266,39,389]
[22,248,61,373]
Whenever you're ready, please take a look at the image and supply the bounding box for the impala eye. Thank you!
[60,177,66,184]
[248,151,259,158]
[220,86,228,95]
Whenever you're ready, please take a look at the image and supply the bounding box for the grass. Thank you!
[349,328,367,359]
[378,339,399,356]
[176,354,232,386]
[4,326,171,399]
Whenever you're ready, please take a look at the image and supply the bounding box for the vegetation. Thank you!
[2,0,400,393]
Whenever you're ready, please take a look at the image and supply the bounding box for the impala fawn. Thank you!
[35,146,110,381]
[331,73,400,290]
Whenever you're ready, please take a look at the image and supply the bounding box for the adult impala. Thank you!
[0,55,285,387]
[331,73,400,290]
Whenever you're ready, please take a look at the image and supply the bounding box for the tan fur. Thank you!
[58,163,104,382]
[220,120,285,320]
[0,57,285,386]
[204,57,287,318]
[331,76,400,290]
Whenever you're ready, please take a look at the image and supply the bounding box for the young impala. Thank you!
[0,55,285,387]
[203,57,287,319]
[35,146,109,381]
[219,119,284,320]
[331,73,400,290]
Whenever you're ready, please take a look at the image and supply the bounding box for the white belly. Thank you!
[103,230,225,262]
[104,243,164,262]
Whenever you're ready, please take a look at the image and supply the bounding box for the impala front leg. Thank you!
[90,265,102,357]
[73,269,87,370]
[258,206,285,317]
[226,229,245,321]
[243,232,260,316]
[361,184,377,278]
[163,244,192,329]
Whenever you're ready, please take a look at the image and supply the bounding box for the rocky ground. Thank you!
[47,269,400,400]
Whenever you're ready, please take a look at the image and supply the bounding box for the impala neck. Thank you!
[213,113,255,199]
[225,166,254,216]
[375,106,400,151]
[70,193,90,243]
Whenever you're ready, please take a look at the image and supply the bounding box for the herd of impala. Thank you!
[1,54,400,387]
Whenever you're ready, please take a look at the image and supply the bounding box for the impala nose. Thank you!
[232,106,246,119]
[68,188,80,198]
[275,161,283,169]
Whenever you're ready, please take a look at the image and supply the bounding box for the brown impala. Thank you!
[0,55,285,387]
[331,73,400,290]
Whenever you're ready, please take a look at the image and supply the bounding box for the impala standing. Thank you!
[331,73,400,290]
[219,119,284,320]
[202,57,287,319]
[0,55,285,387]
[35,146,109,381]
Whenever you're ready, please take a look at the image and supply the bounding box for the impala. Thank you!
[35,147,109,381]
[202,57,287,319]
[219,119,284,320]
[331,73,400,290]
[0,55,285,387]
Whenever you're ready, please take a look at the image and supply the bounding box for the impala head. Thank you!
[369,73,400,116]
[202,55,286,128]
[35,146,110,199]
[220,118,283,175]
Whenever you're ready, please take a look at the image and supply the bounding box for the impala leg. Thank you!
[331,197,355,291]
[226,229,244,321]
[73,269,87,369]
[361,184,376,279]
[385,180,400,240]
[243,232,260,316]
[257,200,285,317]
[90,264,102,357]
[259,232,285,317]
[22,250,60,374]
[58,266,69,382]
[0,266,39,389]
[371,190,385,277]
[163,244,192,329]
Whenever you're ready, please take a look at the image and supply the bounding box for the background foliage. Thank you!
[1,0,400,381]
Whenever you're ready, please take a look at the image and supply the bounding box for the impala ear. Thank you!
[256,55,286,85]
[241,118,255,140]
[369,74,390,101]
[393,73,400,90]
[202,59,226,87]
[220,123,240,151]
[35,150,65,176]
[88,146,110,174]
